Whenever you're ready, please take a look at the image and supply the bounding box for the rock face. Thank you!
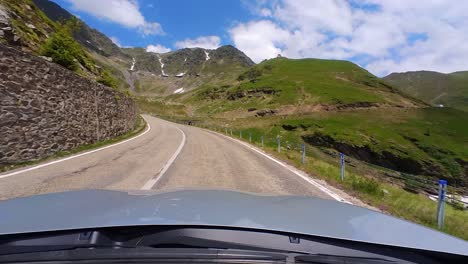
[0,44,137,165]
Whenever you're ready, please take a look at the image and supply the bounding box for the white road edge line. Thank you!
[141,125,186,190]
[0,116,151,180]
[206,130,351,204]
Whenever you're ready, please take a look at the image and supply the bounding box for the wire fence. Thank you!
[196,124,468,210]
[158,115,467,210]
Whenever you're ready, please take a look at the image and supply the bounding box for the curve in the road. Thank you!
[0,116,152,180]
[141,125,186,190]
[0,115,347,203]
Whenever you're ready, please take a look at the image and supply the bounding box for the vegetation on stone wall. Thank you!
[40,18,92,71]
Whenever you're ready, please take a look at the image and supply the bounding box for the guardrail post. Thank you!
[249,132,252,143]
[277,137,281,153]
[340,153,345,181]
[301,143,306,164]
[437,179,447,229]
[261,136,264,148]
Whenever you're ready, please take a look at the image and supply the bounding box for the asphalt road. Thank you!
[0,115,334,200]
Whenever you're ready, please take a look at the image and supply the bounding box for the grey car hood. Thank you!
[0,189,467,256]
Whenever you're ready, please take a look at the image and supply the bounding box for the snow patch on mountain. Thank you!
[157,54,168,77]
[204,50,210,61]
[173,87,185,94]
[129,57,136,71]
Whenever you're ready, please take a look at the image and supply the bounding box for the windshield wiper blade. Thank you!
[295,254,403,264]
[0,247,289,263]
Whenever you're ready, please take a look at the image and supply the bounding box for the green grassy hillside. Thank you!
[384,71,468,111]
[259,108,466,187]
[181,57,424,116]
[0,0,57,51]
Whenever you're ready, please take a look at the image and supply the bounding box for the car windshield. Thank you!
[0,0,467,261]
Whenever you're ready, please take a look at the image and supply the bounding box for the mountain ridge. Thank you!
[26,0,254,95]
[383,70,468,111]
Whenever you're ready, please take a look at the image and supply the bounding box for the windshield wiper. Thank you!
[296,254,402,263]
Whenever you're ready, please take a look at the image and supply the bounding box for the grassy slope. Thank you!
[0,0,57,51]
[184,57,423,116]
[384,71,468,111]
[225,129,468,240]
[214,107,467,187]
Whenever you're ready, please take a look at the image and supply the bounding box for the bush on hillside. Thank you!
[40,18,95,73]
[97,70,117,88]
[40,28,81,71]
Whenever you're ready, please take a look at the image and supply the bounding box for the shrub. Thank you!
[40,18,95,73]
[97,70,117,88]
[40,28,81,71]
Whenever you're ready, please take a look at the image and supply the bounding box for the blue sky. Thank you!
[53,0,252,49]
[52,0,468,76]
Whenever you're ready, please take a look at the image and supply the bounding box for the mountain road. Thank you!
[0,115,337,201]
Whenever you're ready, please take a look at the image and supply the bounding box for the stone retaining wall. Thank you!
[0,44,137,164]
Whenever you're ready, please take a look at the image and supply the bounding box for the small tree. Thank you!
[40,17,93,72]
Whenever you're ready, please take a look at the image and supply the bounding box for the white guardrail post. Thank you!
[437,179,447,229]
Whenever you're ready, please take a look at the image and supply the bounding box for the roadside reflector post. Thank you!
[340,153,345,181]
[225,128,227,134]
[240,131,242,139]
[277,136,281,153]
[230,129,233,136]
[437,179,447,229]
[261,136,264,148]
[301,143,306,164]
[249,132,252,143]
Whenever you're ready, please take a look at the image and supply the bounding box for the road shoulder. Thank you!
[0,115,148,179]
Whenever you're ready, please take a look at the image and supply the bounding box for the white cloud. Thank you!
[229,20,290,62]
[230,0,468,76]
[259,8,272,17]
[110,36,121,47]
[146,44,171,53]
[175,36,221,49]
[66,0,163,35]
